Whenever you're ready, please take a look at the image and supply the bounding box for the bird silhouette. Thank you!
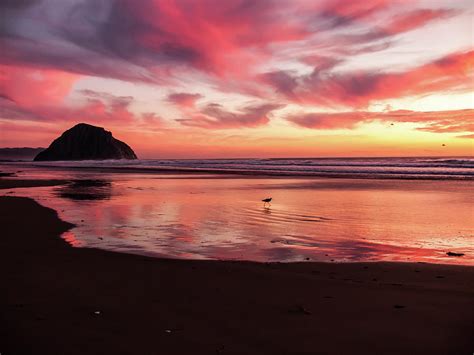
[262,197,272,207]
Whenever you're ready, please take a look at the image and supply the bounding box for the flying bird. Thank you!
[262,197,272,206]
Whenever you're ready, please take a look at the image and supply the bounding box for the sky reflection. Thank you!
[2,166,473,265]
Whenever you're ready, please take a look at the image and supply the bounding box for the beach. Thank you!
[1,175,474,355]
[4,0,474,352]
[1,162,473,264]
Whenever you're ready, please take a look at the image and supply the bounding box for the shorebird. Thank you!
[262,197,272,207]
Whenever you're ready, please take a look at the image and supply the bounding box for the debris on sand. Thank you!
[393,305,405,309]
[446,251,464,257]
[165,328,182,334]
[289,305,312,315]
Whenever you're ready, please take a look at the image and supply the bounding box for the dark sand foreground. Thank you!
[1,191,473,354]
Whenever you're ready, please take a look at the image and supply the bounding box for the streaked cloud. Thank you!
[287,109,474,136]
[177,103,284,129]
[262,50,473,108]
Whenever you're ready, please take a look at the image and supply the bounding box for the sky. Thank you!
[0,0,473,158]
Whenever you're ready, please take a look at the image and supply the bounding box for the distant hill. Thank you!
[0,147,45,161]
[34,123,137,161]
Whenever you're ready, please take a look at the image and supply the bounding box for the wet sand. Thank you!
[1,180,473,354]
[0,178,67,190]
[3,173,473,264]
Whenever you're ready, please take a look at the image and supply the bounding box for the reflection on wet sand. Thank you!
[4,170,474,265]
[61,230,83,247]
[55,180,112,201]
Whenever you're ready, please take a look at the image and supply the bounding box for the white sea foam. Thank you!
[29,156,474,179]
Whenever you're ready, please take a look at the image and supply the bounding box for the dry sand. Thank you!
[1,180,473,355]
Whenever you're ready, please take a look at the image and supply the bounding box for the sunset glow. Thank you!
[0,0,473,158]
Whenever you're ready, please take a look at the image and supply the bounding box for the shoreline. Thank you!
[2,161,474,181]
[1,193,473,354]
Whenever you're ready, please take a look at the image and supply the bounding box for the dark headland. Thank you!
[0,179,473,355]
[0,147,45,161]
[34,123,137,161]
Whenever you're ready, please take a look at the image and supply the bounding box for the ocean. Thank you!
[25,156,474,179]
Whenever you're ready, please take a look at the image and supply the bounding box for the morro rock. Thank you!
[34,123,137,161]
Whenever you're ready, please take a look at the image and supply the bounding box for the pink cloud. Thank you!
[0,121,63,147]
[317,0,391,26]
[0,0,460,85]
[0,65,79,108]
[0,0,311,83]
[286,112,368,129]
[263,50,474,108]
[0,64,161,129]
[383,8,457,35]
[168,93,203,108]
[177,102,284,129]
[287,109,474,136]
[0,65,163,139]
[0,0,470,145]
[299,55,344,70]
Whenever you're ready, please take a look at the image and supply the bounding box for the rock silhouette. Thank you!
[34,123,137,161]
